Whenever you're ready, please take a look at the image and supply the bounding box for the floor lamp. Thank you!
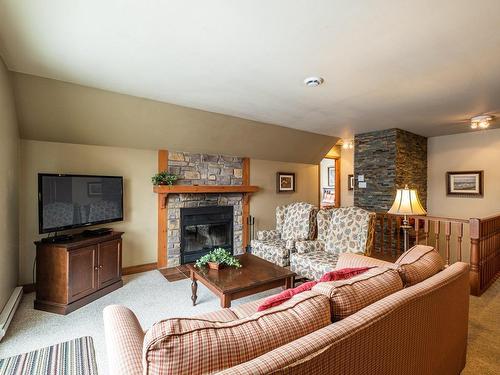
[388,185,427,252]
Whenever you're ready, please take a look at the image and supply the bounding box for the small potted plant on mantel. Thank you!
[151,171,178,185]
[195,248,242,270]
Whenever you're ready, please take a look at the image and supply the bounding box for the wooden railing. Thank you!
[469,214,500,295]
[373,212,500,296]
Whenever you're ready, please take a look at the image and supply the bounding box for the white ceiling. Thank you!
[1,0,500,138]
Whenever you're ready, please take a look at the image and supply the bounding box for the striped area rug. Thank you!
[0,337,98,375]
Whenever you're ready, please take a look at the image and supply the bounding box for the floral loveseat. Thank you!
[250,202,317,267]
[290,207,375,280]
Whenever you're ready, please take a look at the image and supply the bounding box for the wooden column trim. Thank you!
[335,158,341,207]
[157,150,168,269]
[242,157,250,250]
[317,163,321,208]
[242,157,250,185]
[469,218,481,296]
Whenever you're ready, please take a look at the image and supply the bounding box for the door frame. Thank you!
[318,157,341,208]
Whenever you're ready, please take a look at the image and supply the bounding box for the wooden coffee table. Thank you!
[188,253,295,308]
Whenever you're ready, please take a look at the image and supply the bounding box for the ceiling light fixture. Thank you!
[470,115,492,130]
[304,76,324,87]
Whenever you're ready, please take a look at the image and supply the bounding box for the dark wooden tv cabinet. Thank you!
[34,231,124,315]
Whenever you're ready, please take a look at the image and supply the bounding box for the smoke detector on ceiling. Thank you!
[304,76,324,87]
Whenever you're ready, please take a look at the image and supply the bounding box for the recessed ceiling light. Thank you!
[470,115,492,130]
[304,76,324,87]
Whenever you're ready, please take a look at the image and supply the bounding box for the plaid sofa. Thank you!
[290,207,375,280]
[250,202,318,267]
[104,246,469,375]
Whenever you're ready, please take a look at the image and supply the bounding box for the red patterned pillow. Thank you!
[257,281,317,311]
[257,267,371,311]
[319,267,371,282]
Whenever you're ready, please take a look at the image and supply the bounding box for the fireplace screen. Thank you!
[180,206,233,264]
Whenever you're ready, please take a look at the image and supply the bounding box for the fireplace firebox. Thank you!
[180,206,234,264]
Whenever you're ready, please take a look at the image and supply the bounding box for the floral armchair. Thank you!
[250,202,318,267]
[290,207,375,280]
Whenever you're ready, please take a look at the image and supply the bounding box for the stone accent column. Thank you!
[354,128,427,212]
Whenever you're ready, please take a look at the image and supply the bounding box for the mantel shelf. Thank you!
[153,185,259,195]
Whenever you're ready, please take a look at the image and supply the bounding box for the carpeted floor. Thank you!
[0,271,498,374]
[462,276,500,375]
[0,270,279,374]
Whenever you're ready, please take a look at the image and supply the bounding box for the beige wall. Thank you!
[11,72,337,165]
[427,128,500,219]
[250,159,319,231]
[0,58,19,309]
[340,147,354,207]
[19,140,157,285]
[18,141,319,283]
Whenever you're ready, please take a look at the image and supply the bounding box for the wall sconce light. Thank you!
[342,140,354,149]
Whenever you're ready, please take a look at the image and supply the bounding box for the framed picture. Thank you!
[328,167,335,187]
[322,188,335,203]
[446,171,483,196]
[348,174,354,190]
[88,182,103,196]
[276,172,295,193]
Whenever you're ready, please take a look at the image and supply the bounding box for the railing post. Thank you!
[434,221,440,253]
[457,223,463,262]
[415,218,420,244]
[469,218,481,296]
[445,221,451,266]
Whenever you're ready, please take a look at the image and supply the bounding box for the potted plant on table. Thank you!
[195,248,242,270]
[151,171,178,185]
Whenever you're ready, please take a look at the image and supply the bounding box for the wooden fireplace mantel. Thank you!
[156,150,259,269]
[154,184,259,195]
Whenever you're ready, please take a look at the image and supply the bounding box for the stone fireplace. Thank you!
[163,151,247,267]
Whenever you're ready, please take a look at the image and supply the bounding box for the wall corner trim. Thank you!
[0,287,23,341]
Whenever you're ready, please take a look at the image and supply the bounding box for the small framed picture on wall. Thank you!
[446,171,483,196]
[348,174,354,190]
[276,172,295,193]
[328,167,335,187]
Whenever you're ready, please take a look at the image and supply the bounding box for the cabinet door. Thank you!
[68,245,98,302]
[97,239,122,289]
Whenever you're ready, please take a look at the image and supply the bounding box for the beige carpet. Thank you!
[462,276,500,374]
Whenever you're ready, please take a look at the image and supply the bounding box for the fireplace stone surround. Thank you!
[165,151,245,267]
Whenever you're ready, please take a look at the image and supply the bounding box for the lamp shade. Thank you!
[388,185,427,216]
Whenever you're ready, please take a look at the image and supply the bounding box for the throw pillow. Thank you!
[319,267,372,282]
[257,267,371,311]
[395,245,445,286]
[257,281,317,311]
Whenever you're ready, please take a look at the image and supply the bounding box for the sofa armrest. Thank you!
[103,305,145,375]
[256,229,280,241]
[295,240,325,254]
[334,253,396,270]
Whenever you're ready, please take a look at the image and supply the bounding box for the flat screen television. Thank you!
[38,173,124,234]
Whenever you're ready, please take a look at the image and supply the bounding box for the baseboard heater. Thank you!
[0,286,23,341]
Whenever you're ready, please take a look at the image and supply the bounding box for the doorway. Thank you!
[319,157,340,208]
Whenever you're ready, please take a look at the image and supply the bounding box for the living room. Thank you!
[0,1,499,374]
